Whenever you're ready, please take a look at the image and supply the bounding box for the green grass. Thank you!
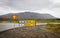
[36,19,60,23]
[0,18,60,23]
[44,24,60,34]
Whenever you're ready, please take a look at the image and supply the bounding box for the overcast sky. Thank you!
[0,0,60,18]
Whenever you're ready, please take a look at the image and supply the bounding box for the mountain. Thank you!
[0,12,57,19]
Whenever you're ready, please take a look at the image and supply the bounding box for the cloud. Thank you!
[0,0,59,10]
[2,0,52,10]
[0,0,60,18]
[50,0,60,3]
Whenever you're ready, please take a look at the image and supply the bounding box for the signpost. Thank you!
[12,15,16,20]
[12,14,36,28]
[12,14,16,30]
[19,20,36,27]
[24,20,36,26]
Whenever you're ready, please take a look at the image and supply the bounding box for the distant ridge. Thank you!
[0,12,57,19]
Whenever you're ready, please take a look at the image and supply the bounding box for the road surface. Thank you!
[0,23,20,32]
[0,22,46,32]
[0,22,60,38]
[0,22,60,32]
[0,25,60,38]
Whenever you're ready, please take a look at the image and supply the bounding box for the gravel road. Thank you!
[0,25,60,38]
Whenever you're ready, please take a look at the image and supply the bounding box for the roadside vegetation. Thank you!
[0,18,60,23]
[42,24,60,35]
[36,19,60,23]
[0,18,19,23]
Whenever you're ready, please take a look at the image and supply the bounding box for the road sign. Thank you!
[24,20,36,26]
[12,15,16,20]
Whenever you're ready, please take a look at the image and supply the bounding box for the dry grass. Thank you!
[43,24,60,35]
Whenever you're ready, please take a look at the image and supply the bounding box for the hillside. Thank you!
[0,12,57,19]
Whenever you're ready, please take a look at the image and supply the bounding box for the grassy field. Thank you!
[42,24,60,35]
[0,18,60,23]
[36,19,60,23]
